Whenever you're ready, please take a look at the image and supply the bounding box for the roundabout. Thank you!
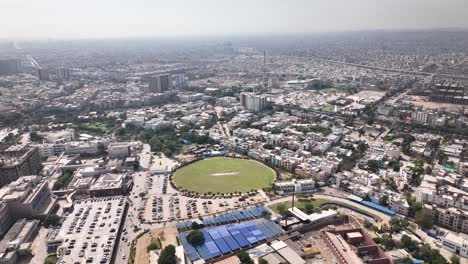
[173,157,275,194]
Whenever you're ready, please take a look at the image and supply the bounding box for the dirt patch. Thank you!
[410,95,467,112]
[135,227,179,264]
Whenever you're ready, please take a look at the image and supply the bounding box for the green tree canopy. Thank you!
[187,230,205,246]
[415,211,434,230]
[158,245,176,264]
[237,251,254,264]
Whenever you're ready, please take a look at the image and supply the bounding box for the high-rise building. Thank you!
[56,67,70,81]
[0,59,19,76]
[37,68,49,81]
[240,92,268,112]
[148,74,171,93]
[173,73,185,88]
[0,146,42,187]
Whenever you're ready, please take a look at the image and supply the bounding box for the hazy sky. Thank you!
[1,0,467,39]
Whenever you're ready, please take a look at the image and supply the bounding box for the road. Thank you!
[114,144,159,264]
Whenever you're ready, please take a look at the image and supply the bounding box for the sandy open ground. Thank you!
[135,227,178,264]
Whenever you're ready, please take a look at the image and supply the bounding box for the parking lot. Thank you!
[51,196,127,264]
[141,172,268,223]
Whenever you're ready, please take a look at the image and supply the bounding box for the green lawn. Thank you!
[79,122,113,134]
[320,88,338,93]
[319,104,335,112]
[173,157,275,193]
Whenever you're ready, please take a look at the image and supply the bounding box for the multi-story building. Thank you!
[0,146,42,187]
[424,205,468,234]
[0,59,19,76]
[240,93,268,112]
[429,83,468,105]
[56,67,70,81]
[0,203,14,239]
[275,179,316,195]
[173,73,185,88]
[388,194,410,216]
[441,232,468,258]
[89,173,131,197]
[107,142,131,158]
[0,175,54,220]
[37,68,49,81]
[179,93,203,103]
[411,110,429,124]
[148,74,171,93]
[0,218,40,263]
[37,129,75,144]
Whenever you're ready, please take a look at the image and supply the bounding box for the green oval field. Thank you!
[173,157,275,193]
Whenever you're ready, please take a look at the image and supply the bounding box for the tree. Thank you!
[399,235,417,252]
[367,160,380,173]
[147,238,161,251]
[450,255,460,264]
[313,207,322,214]
[358,128,365,137]
[304,203,315,214]
[381,195,389,207]
[187,230,205,246]
[29,131,43,143]
[263,143,274,150]
[276,203,289,217]
[237,251,254,264]
[43,214,61,227]
[158,245,176,264]
[191,222,204,230]
[259,259,269,264]
[380,234,395,250]
[415,211,434,230]
[358,142,368,153]
[261,211,272,220]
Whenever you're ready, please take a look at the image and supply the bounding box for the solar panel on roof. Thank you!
[190,235,212,261]
[225,213,237,222]
[207,229,231,254]
[248,208,261,217]
[202,218,211,226]
[218,227,240,251]
[263,220,284,236]
[227,225,249,247]
[247,225,266,241]
[241,209,254,219]
[255,222,275,238]
[233,212,244,220]
[184,221,193,229]
[239,226,257,244]
[202,230,222,258]
[179,233,201,261]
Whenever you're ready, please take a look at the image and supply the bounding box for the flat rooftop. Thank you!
[90,173,126,191]
[51,196,127,264]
